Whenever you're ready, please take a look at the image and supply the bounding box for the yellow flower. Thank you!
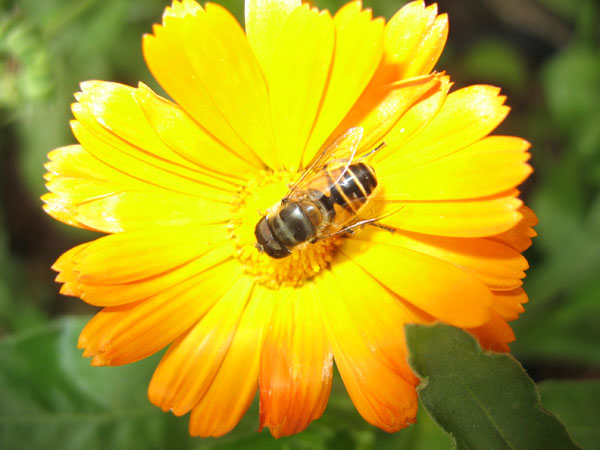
[43,0,536,439]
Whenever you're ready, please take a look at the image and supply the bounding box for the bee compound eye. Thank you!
[254,216,272,247]
[264,240,292,258]
[254,216,291,259]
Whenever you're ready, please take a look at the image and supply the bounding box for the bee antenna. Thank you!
[359,141,387,161]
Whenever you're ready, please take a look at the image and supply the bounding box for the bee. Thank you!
[255,127,394,259]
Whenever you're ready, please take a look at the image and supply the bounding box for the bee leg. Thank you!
[368,222,396,234]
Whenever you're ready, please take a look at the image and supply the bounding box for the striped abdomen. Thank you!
[314,162,378,220]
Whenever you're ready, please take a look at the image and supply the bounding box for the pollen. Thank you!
[229,169,342,289]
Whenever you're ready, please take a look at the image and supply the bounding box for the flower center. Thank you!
[229,169,342,289]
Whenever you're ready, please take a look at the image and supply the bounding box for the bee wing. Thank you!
[285,127,364,199]
[312,197,406,242]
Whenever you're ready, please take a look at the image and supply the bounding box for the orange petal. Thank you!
[71,224,228,285]
[490,205,538,252]
[189,284,277,437]
[302,2,384,166]
[52,242,90,296]
[330,253,426,385]
[245,0,302,81]
[491,288,528,321]
[316,270,418,432]
[267,5,334,170]
[356,228,528,291]
[143,4,278,168]
[78,259,241,366]
[468,310,516,353]
[148,276,254,415]
[259,285,333,438]
[383,193,524,237]
[380,136,532,201]
[381,85,510,171]
[379,1,448,80]
[341,236,492,328]
[78,240,234,306]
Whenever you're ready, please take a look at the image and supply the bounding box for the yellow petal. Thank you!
[75,81,241,191]
[335,74,443,155]
[164,0,202,18]
[73,190,231,233]
[356,228,528,291]
[383,193,523,237]
[316,270,418,432]
[380,85,510,171]
[53,244,85,282]
[341,236,492,328]
[245,0,301,78]
[134,82,261,178]
[189,284,277,437]
[78,259,241,366]
[78,240,234,306]
[267,5,334,170]
[70,118,232,203]
[302,2,384,166]
[72,224,228,285]
[380,136,532,201]
[143,4,279,168]
[43,143,232,232]
[372,75,452,157]
[379,1,448,80]
[45,145,133,184]
[259,285,333,438]
[148,276,254,415]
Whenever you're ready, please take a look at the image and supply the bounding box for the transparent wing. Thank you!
[312,195,407,242]
[285,127,364,200]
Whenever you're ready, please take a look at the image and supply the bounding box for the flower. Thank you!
[43,0,536,439]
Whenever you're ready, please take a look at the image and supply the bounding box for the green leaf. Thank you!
[539,380,600,450]
[0,316,197,450]
[406,323,581,450]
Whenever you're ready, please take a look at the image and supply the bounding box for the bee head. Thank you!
[254,216,291,259]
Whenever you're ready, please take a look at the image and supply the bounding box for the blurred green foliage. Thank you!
[0,0,599,448]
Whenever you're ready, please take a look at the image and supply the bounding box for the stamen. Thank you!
[229,170,341,289]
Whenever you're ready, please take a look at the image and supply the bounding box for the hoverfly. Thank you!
[254,127,395,259]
